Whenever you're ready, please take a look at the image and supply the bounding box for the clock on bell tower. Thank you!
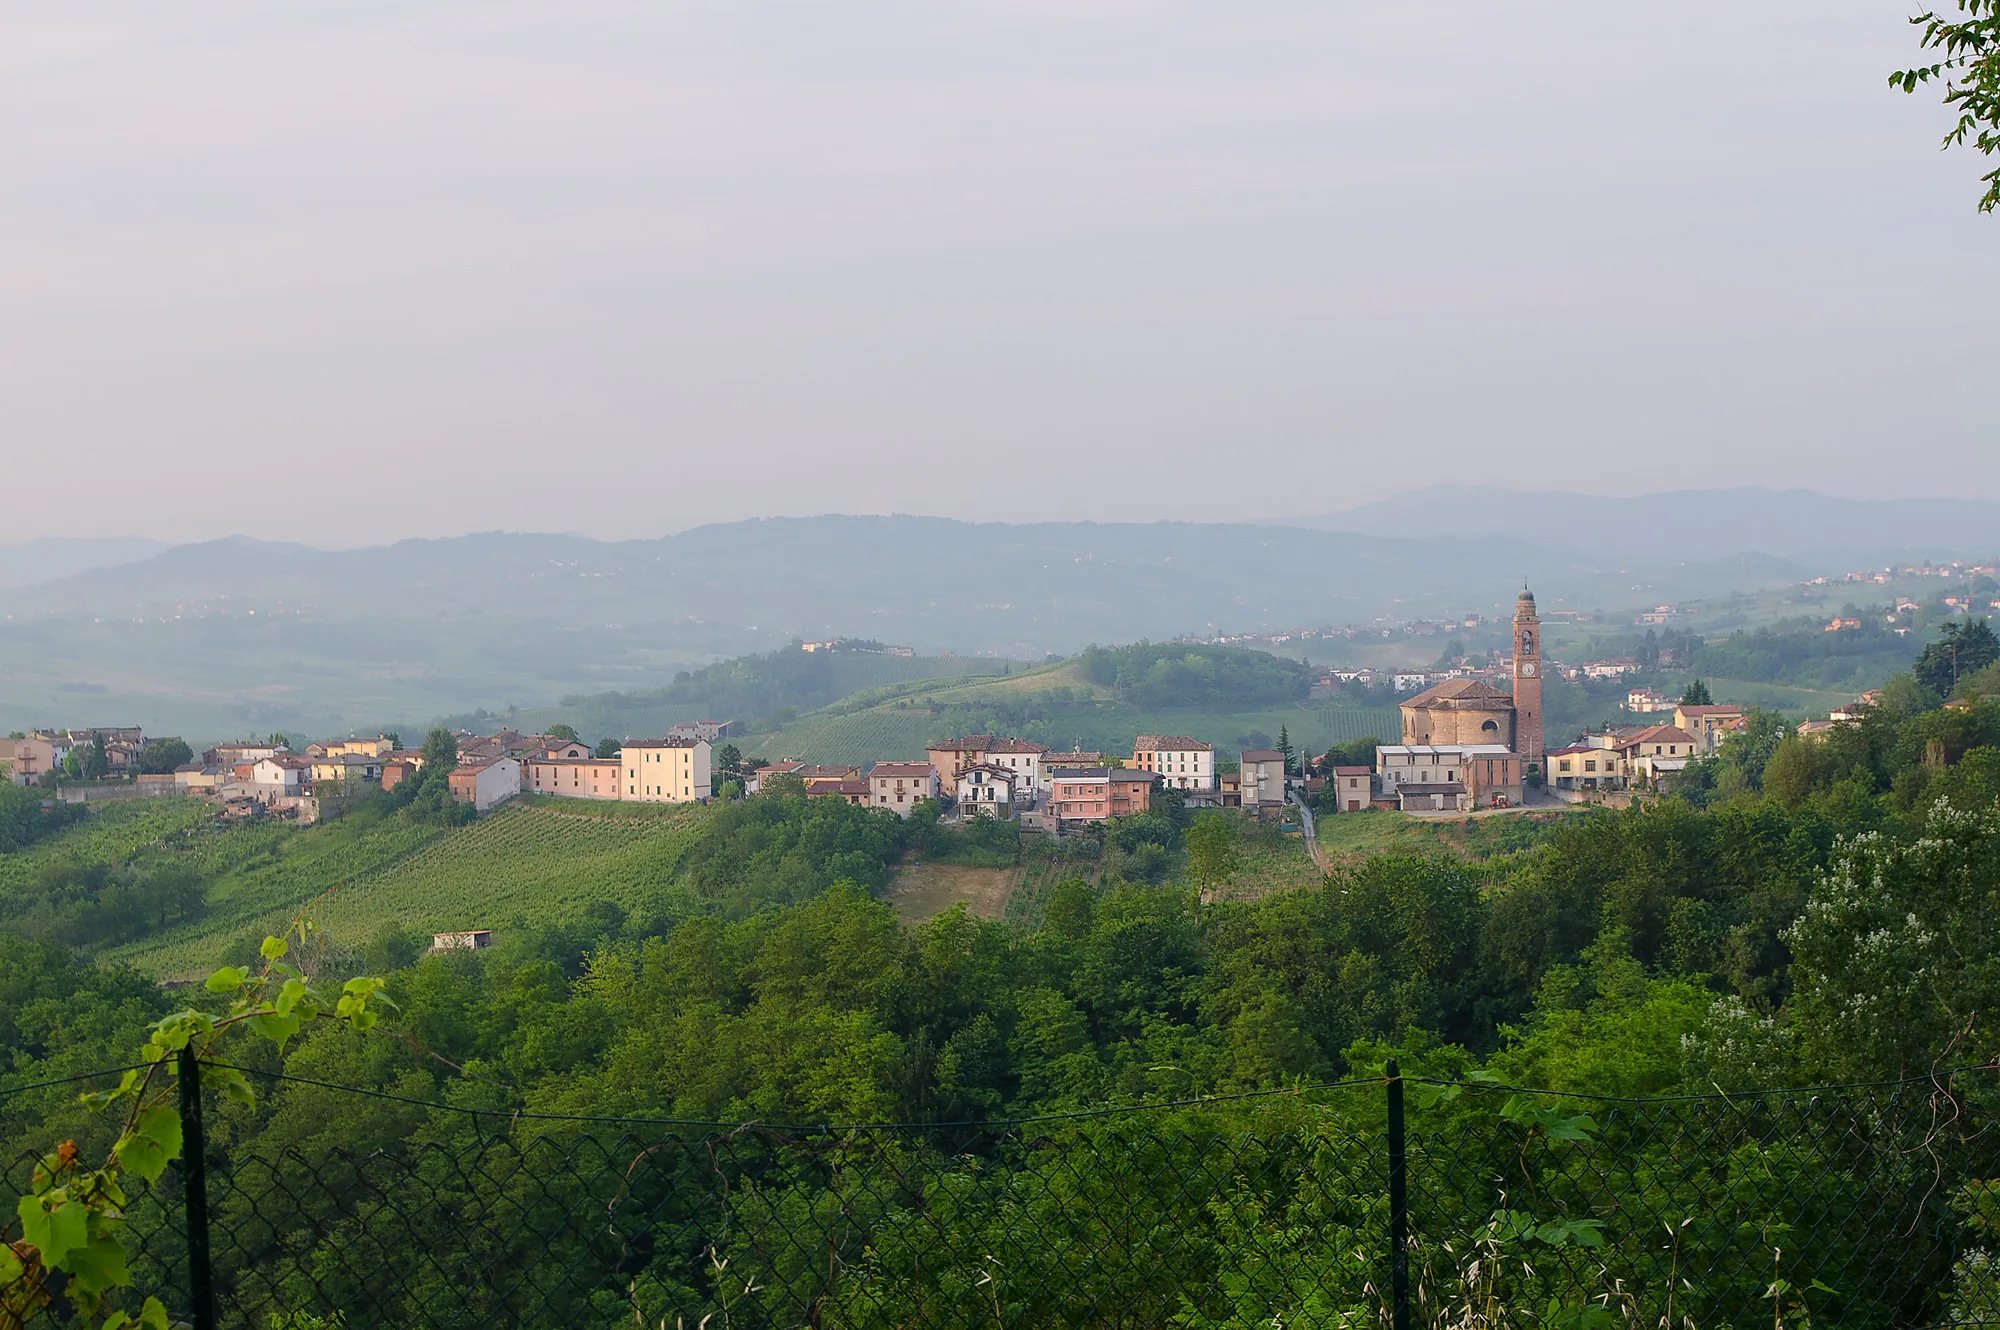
[1512,586,1544,764]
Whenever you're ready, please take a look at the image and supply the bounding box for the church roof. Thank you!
[1402,678,1513,710]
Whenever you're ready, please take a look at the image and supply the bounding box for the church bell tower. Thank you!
[1512,586,1543,764]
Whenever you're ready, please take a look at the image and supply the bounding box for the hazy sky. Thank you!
[3,2,1995,545]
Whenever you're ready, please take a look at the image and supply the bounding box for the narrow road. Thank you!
[1289,790,1331,874]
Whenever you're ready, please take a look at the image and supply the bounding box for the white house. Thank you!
[984,738,1048,794]
[250,756,309,802]
[448,757,522,812]
[954,764,1018,818]
[1132,736,1214,791]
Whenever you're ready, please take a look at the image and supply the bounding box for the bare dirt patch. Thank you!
[884,861,1018,924]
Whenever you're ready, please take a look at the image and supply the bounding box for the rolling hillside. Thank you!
[734,654,1400,764]
[0,797,714,980]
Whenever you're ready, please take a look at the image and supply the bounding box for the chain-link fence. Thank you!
[8,1059,2000,1328]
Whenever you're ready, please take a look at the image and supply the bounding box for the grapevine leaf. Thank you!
[245,1010,302,1050]
[209,1064,257,1107]
[112,1103,183,1183]
[260,935,289,961]
[61,1230,132,1294]
[203,966,249,994]
[18,1195,89,1267]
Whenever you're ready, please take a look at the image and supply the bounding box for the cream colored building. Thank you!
[623,736,712,803]
[867,762,939,816]
[1132,736,1215,791]
[307,736,396,760]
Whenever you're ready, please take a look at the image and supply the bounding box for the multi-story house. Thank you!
[522,755,623,800]
[954,765,1019,818]
[1238,750,1290,808]
[867,762,939,816]
[448,757,522,812]
[1131,736,1214,791]
[621,736,712,803]
[1329,765,1373,813]
[1046,767,1153,822]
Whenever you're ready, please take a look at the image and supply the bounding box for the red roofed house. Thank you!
[926,736,995,792]
[1672,704,1745,754]
[448,757,522,812]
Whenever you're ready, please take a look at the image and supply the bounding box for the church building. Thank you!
[1390,587,1545,807]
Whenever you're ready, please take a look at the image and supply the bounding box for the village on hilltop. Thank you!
[3,580,1954,823]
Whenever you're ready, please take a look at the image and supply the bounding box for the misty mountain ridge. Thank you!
[0,516,1812,647]
[1304,486,2000,562]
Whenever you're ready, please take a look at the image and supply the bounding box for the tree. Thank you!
[83,732,110,780]
[712,743,745,795]
[1915,617,2000,695]
[136,737,193,775]
[594,738,621,759]
[1893,0,2000,211]
[546,723,579,742]
[1680,679,1713,707]
[266,732,291,751]
[1275,726,1295,774]
[1184,812,1242,899]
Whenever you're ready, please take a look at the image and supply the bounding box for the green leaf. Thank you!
[260,934,289,960]
[245,1010,302,1050]
[18,1195,90,1267]
[61,1230,132,1294]
[215,1067,257,1106]
[113,1103,184,1183]
[204,965,249,994]
[140,1296,171,1330]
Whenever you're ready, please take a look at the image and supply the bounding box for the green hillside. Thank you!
[502,649,1032,741]
[734,650,1400,764]
[0,797,715,980]
[107,800,711,977]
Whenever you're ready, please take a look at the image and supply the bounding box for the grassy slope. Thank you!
[1316,806,1592,862]
[0,797,711,979]
[739,659,1399,765]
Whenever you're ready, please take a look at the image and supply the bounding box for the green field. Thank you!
[1315,804,1593,861]
[0,797,714,979]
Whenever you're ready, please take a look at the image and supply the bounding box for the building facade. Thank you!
[448,757,522,812]
[523,756,623,799]
[1131,736,1214,791]
[867,762,939,816]
[954,764,1019,817]
[1329,766,1372,813]
[1047,768,1153,822]
[1238,750,1289,807]
[622,736,712,803]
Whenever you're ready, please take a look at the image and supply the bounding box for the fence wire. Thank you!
[7,1065,2000,1328]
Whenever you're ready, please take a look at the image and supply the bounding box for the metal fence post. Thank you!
[176,1047,216,1330]
[1386,1058,1410,1330]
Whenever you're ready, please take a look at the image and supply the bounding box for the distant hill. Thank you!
[1305,487,2000,562]
[0,506,1911,740]
[0,537,169,587]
